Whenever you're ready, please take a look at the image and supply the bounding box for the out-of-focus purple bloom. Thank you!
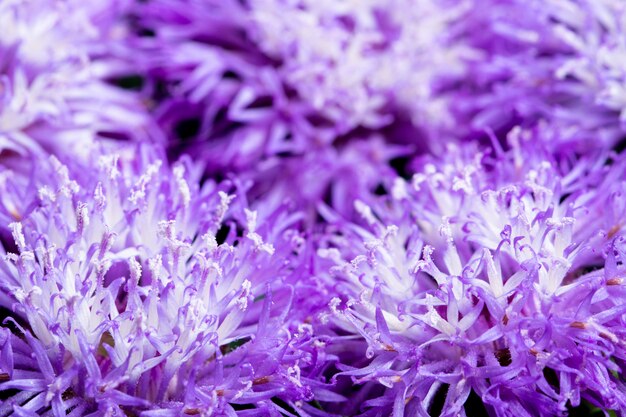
[457,0,626,151]
[128,0,475,177]
[128,0,329,174]
[0,149,333,416]
[316,130,626,416]
[0,0,153,159]
[248,0,475,141]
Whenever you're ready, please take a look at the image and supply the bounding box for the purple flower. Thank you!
[0,0,154,159]
[248,0,475,137]
[126,0,474,179]
[456,0,626,151]
[121,0,416,219]
[127,0,328,174]
[0,149,332,416]
[316,132,626,416]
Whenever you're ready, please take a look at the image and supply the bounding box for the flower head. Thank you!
[127,0,328,175]
[249,0,475,137]
[0,0,153,159]
[0,149,331,416]
[456,0,626,151]
[317,132,626,416]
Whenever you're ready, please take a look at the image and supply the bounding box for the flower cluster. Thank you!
[2,1,626,416]
[126,0,324,172]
